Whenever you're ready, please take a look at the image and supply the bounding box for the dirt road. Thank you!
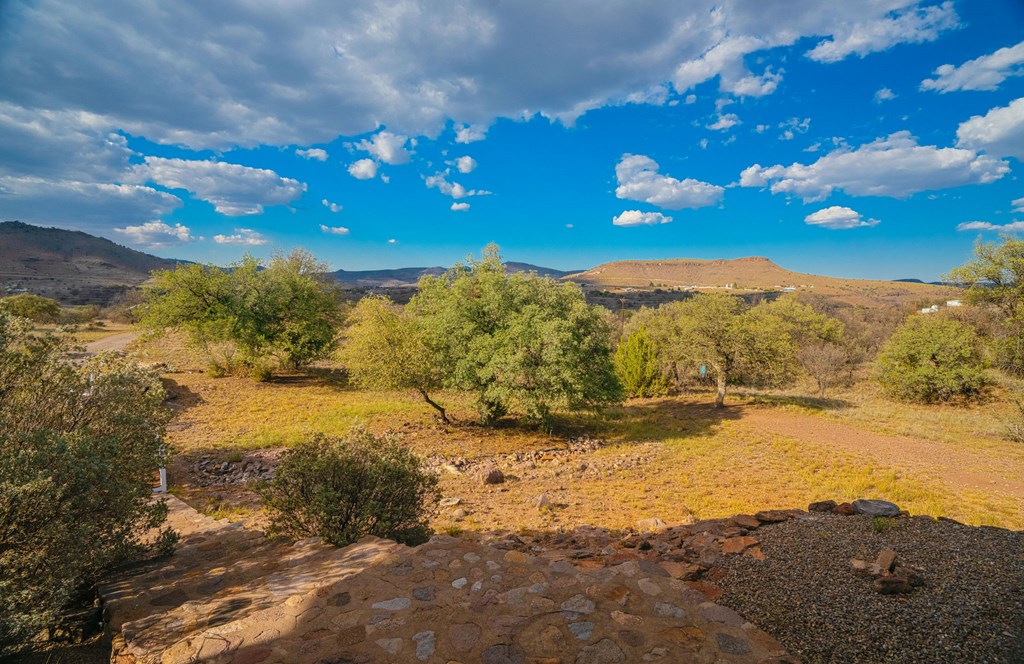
[83,331,138,355]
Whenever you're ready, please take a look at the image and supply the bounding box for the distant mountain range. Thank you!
[0,221,956,308]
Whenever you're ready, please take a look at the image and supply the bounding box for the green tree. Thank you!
[0,316,175,653]
[614,327,669,398]
[260,428,438,547]
[410,245,622,426]
[0,293,61,324]
[339,295,450,423]
[947,235,1024,374]
[876,315,987,403]
[141,249,343,377]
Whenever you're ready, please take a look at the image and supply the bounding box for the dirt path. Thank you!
[83,331,138,355]
[738,406,1024,501]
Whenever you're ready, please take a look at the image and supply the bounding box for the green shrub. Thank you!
[876,315,987,403]
[259,428,439,547]
[614,327,669,398]
[0,293,61,324]
[0,315,175,654]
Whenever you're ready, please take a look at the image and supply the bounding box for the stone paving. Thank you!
[100,497,795,663]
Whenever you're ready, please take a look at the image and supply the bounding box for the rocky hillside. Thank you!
[331,261,579,287]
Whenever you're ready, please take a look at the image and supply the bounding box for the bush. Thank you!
[876,315,987,403]
[0,293,61,324]
[0,315,174,653]
[614,327,669,398]
[259,428,439,547]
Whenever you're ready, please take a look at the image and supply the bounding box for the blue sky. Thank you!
[1,1,1023,280]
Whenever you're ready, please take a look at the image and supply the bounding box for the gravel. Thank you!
[716,513,1024,663]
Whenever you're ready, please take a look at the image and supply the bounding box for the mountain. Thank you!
[331,262,578,287]
[0,221,179,304]
[565,256,958,308]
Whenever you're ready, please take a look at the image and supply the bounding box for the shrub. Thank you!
[0,293,61,324]
[259,428,439,547]
[876,315,987,403]
[614,327,669,398]
[0,315,174,653]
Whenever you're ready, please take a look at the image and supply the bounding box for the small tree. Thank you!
[876,315,987,403]
[259,429,438,547]
[798,340,850,397]
[339,295,449,423]
[0,293,61,324]
[0,316,174,653]
[614,327,669,398]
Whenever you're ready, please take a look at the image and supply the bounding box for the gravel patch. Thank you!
[717,514,1024,663]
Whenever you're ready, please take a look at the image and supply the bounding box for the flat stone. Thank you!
[658,626,704,649]
[853,499,901,517]
[754,510,790,523]
[698,602,745,627]
[412,586,436,601]
[503,550,528,564]
[481,643,527,664]
[728,514,761,529]
[834,502,856,516]
[452,577,468,589]
[376,638,402,656]
[413,630,436,660]
[876,549,897,572]
[618,629,645,648]
[636,517,666,531]
[717,633,752,655]
[610,610,643,626]
[576,638,626,664]
[439,497,462,507]
[875,575,913,594]
[721,536,758,555]
[371,597,410,611]
[569,621,595,640]
[448,623,481,652]
[653,602,685,618]
[808,500,838,513]
[637,578,661,596]
[561,594,596,615]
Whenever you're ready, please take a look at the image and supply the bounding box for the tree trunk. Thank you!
[715,373,727,408]
[417,388,450,424]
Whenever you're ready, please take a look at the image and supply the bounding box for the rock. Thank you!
[533,493,552,510]
[808,500,838,513]
[893,565,926,587]
[850,559,882,577]
[833,502,856,516]
[728,514,761,529]
[479,466,505,485]
[853,499,901,517]
[448,623,481,652]
[721,536,758,555]
[576,638,626,664]
[413,630,435,660]
[717,633,752,655]
[371,597,410,611]
[754,510,790,523]
[481,643,527,664]
[636,517,667,531]
[876,549,897,572]
[439,497,462,507]
[568,621,594,640]
[874,575,912,594]
[698,602,745,627]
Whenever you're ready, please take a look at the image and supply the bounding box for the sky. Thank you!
[1,1,1023,280]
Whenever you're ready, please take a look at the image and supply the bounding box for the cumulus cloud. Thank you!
[615,154,723,210]
[455,155,477,173]
[127,157,305,216]
[354,131,411,165]
[1013,197,1024,213]
[874,87,897,102]
[731,67,783,97]
[455,124,488,144]
[347,158,378,180]
[213,228,268,245]
[922,41,1024,92]
[740,131,1008,201]
[319,224,350,235]
[956,97,1024,159]
[612,210,673,227]
[451,202,470,211]
[778,117,811,141]
[296,148,328,160]
[804,206,880,229]
[322,198,342,213]
[956,220,1024,232]
[387,238,398,244]
[806,1,959,63]
[708,114,740,131]
[114,220,196,246]
[425,170,489,199]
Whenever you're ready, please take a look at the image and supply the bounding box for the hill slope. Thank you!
[0,221,179,303]
[331,262,578,287]
[566,256,957,307]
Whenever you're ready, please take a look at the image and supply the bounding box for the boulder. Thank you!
[636,517,667,532]
[478,466,505,485]
[754,510,790,523]
[808,500,837,513]
[833,502,856,516]
[852,499,900,517]
[875,549,897,573]
[533,493,552,511]
[874,575,912,594]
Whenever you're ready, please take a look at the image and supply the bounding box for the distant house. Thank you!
[921,305,940,314]
[782,286,797,293]
[946,300,963,307]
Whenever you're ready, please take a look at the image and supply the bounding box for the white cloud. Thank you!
[1013,197,1024,213]
[454,124,487,144]
[922,41,1024,92]
[296,148,328,160]
[127,157,305,216]
[956,220,1024,232]
[806,2,959,63]
[451,202,470,211]
[347,158,378,180]
[565,223,574,228]
[425,170,489,199]
[778,117,811,141]
[114,220,196,246]
[804,206,880,229]
[956,97,1024,159]
[684,94,697,105]
[615,154,724,210]
[612,210,673,227]
[708,113,740,131]
[322,198,342,213]
[731,67,783,97]
[387,238,398,244]
[740,131,1008,202]
[455,155,477,173]
[213,228,268,245]
[355,131,411,165]
[319,224,350,235]
[874,87,897,103]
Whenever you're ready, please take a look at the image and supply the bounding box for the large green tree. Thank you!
[142,249,344,377]
[0,293,61,324]
[391,245,621,425]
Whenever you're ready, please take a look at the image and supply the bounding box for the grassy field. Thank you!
[135,332,1024,531]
